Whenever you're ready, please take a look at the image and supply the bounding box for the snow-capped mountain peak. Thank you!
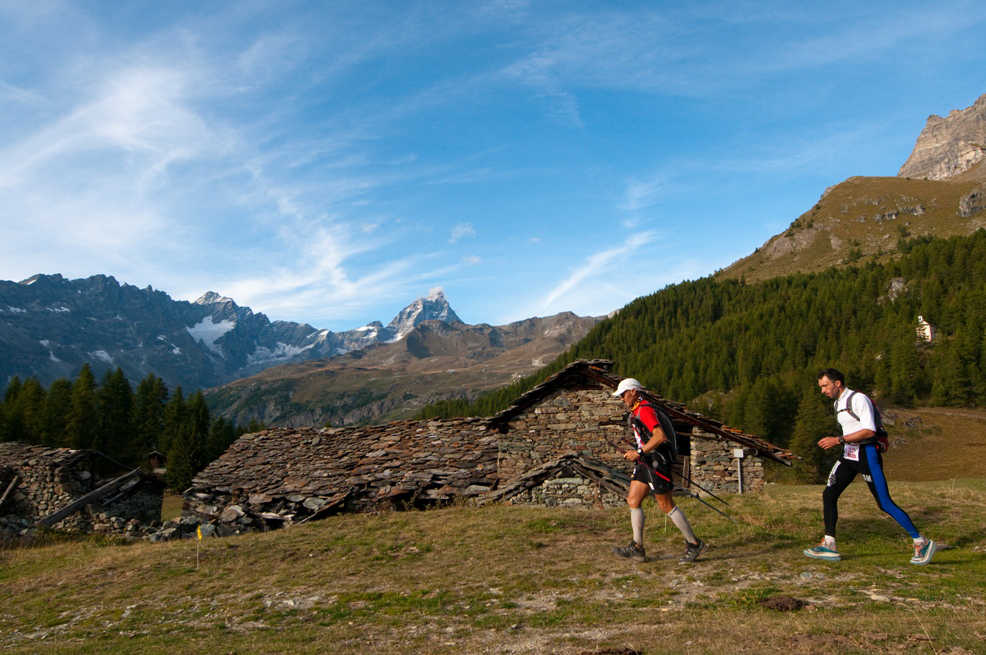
[195,291,236,306]
[385,290,462,342]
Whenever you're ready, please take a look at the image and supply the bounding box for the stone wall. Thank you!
[497,388,626,480]
[178,421,500,538]
[496,387,768,503]
[689,433,764,494]
[0,443,164,537]
[0,451,92,533]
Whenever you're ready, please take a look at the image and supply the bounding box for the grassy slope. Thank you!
[4,479,986,655]
[719,163,986,283]
[881,407,986,481]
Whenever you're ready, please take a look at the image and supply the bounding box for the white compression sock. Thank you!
[630,507,645,545]
[667,506,697,544]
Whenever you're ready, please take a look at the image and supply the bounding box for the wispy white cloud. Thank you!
[0,79,46,106]
[496,2,986,103]
[449,222,477,244]
[621,174,669,212]
[542,230,656,308]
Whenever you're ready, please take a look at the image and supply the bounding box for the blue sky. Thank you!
[2,1,985,331]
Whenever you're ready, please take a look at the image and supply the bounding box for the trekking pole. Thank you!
[672,470,731,506]
[674,487,736,523]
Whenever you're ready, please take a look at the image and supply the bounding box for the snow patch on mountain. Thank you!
[187,316,236,353]
[90,350,113,364]
[247,342,313,365]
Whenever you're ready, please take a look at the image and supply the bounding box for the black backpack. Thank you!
[840,391,890,453]
[629,401,690,459]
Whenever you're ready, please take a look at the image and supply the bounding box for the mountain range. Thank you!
[0,276,493,391]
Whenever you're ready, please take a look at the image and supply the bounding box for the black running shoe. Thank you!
[679,538,706,563]
[613,540,646,562]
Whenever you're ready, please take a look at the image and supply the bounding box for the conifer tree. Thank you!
[3,376,22,405]
[133,374,168,456]
[16,377,47,444]
[97,368,135,460]
[166,423,199,491]
[1,377,24,442]
[160,386,186,455]
[789,381,839,482]
[66,365,99,449]
[206,417,237,462]
[42,378,73,447]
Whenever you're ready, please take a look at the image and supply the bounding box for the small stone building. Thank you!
[178,360,792,536]
[486,359,792,503]
[916,315,935,343]
[0,442,164,537]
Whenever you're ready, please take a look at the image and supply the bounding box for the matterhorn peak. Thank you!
[385,289,462,342]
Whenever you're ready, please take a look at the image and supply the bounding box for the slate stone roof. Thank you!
[489,359,794,464]
[187,417,499,520]
[0,442,90,469]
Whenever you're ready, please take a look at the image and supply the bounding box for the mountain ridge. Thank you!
[719,92,986,283]
[0,275,479,391]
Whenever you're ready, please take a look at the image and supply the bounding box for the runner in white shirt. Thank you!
[803,368,936,565]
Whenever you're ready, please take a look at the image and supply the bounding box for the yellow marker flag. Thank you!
[197,525,203,541]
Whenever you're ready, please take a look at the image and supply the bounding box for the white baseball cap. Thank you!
[612,377,644,397]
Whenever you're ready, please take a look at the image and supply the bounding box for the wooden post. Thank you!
[0,475,20,512]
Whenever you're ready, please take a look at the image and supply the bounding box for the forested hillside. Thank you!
[420,230,986,477]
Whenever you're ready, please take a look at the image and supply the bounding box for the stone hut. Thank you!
[486,359,792,503]
[178,359,791,536]
[0,442,164,537]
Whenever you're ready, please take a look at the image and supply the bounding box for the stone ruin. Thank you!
[0,442,164,539]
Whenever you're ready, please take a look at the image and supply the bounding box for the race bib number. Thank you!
[844,443,860,462]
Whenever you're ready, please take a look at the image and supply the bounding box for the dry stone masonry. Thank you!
[0,442,163,538]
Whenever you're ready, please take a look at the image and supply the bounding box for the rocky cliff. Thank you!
[898,93,986,180]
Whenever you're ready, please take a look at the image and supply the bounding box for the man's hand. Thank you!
[623,450,640,461]
[817,436,842,450]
